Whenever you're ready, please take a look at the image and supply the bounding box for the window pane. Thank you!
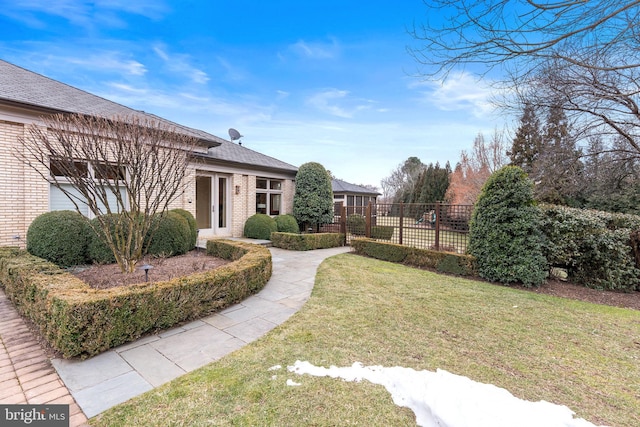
[269,180,282,190]
[256,193,267,214]
[269,193,281,215]
[50,160,88,177]
[256,179,267,189]
[50,184,89,216]
[347,195,354,206]
[356,196,363,206]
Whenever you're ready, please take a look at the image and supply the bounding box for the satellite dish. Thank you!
[228,128,243,142]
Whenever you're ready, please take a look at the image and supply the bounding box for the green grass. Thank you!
[91,254,640,427]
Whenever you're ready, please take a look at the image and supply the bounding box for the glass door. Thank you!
[196,174,230,235]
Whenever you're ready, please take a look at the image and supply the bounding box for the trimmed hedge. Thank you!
[244,214,278,240]
[539,204,640,291]
[351,238,477,276]
[0,240,271,358]
[26,210,92,267]
[271,232,345,250]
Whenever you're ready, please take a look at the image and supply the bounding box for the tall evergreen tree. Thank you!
[508,103,543,174]
[533,102,583,204]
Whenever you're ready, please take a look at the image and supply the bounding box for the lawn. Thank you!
[91,253,640,426]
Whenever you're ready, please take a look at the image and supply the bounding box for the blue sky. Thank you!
[0,0,505,189]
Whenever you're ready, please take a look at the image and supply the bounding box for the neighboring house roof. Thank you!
[332,179,380,196]
[0,59,224,148]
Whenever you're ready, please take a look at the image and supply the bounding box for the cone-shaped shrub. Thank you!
[468,166,547,286]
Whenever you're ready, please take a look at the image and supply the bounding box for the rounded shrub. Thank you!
[244,214,277,240]
[27,210,92,267]
[88,214,118,264]
[468,166,548,287]
[347,214,366,236]
[147,211,191,257]
[171,208,198,249]
[275,214,300,233]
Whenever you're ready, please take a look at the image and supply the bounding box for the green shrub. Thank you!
[275,214,300,233]
[271,232,344,250]
[26,210,92,267]
[244,214,277,240]
[171,209,198,249]
[293,162,334,229]
[371,225,394,240]
[88,214,118,264]
[147,212,191,257]
[539,204,640,291]
[347,214,366,236]
[469,166,547,287]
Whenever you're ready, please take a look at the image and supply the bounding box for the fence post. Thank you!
[434,201,441,251]
[340,205,347,236]
[365,202,372,238]
[399,202,404,245]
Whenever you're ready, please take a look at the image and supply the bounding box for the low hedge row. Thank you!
[351,238,477,276]
[0,240,271,358]
[271,232,345,251]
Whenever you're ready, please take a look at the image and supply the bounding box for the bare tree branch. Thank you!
[16,113,199,273]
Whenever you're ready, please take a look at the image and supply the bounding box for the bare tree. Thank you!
[447,129,508,204]
[18,113,199,273]
[410,0,640,156]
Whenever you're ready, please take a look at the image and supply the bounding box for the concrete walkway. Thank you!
[50,245,351,420]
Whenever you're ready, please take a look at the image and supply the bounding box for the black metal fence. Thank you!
[324,202,473,253]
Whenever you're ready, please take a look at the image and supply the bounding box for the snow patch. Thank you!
[287,361,605,427]
[286,379,302,386]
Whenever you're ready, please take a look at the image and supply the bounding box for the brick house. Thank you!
[0,59,298,247]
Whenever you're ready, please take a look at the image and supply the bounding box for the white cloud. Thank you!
[413,72,496,118]
[288,38,340,59]
[0,0,168,29]
[306,89,372,118]
[49,52,147,76]
[153,44,209,84]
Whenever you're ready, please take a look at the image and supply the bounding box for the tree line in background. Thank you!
[382,99,640,214]
[390,0,640,214]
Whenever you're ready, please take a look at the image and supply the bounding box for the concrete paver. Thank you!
[0,244,351,422]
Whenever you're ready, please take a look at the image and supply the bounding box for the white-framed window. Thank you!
[49,159,127,217]
[256,178,283,215]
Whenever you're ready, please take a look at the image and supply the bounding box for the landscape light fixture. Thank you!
[139,264,154,282]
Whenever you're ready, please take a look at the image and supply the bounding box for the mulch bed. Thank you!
[511,279,640,311]
[70,250,230,289]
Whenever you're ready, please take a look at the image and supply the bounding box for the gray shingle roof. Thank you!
[0,59,225,148]
[332,179,380,195]
[196,141,298,173]
[0,59,298,174]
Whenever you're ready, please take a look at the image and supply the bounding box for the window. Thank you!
[256,178,283,215]
[49,159,127,217]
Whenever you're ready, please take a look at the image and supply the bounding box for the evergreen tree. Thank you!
[293,162,334,231]
[508,103,543,174]
[469,166,548,287]
[533,102,583,204]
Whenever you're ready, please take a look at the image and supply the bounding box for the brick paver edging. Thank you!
[0,288,88,426]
